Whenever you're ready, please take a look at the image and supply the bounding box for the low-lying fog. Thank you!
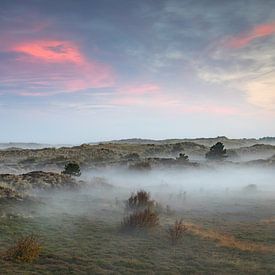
[85,166,274,194]
[31,166,275,221]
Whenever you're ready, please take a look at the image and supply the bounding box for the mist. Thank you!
[1,143,275,273]
[24,165,275,223]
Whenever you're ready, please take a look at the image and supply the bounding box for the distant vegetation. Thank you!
[128,161,151,171]
[259,137,275,141]
[176,153,189,161]
[206,142,227,160]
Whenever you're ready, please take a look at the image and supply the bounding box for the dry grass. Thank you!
[260,216,275,224]
[122,208,159,230]
[167,219,187,245]
[4,234,42,263]
[125,190,155,212]
[185,222,275,253]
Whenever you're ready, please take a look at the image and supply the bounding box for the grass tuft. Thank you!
[167,219,187,245]
[4,234,42,263]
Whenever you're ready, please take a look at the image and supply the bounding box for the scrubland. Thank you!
[0,137,275,274]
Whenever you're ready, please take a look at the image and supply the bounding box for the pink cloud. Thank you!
[1,39,115,96]
[13,40,85,64]
[227,22,275,48]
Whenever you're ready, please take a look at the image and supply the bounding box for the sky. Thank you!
[0,0,275,143]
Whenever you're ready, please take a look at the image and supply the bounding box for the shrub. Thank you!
[176,153,189,161]
[62,162,81,176]
[206,142,227,160]
[125,190,155,212]
[122,208,159,230]
[167,219,187,245]
[4,235,42,263]
[0,184,23,200]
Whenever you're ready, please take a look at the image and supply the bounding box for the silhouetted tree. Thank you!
[205,142,227,160]
[62,162,81,176]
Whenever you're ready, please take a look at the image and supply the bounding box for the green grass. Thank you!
[0,194,275,274]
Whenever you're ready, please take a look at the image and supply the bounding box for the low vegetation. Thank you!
[185,222,275,253]
[128,160,151,171]
[0,171,79,191]
[206,142,227,160]
[121,207,159,230]
[176,153,189,161]
[1,138,275,273]
[0,184,24,200]
[167,219,187,245]
[125,190,155,212]
[62,162,81,177]
[4,235,42,263]
[122,191,159,230]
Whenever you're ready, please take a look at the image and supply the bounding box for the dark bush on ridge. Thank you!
[176,153,189,161]
[205,142,227,160]
[62,162,81,177]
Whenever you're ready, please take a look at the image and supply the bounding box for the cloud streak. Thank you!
[13,40,85,64]
[0,39,115,96]
[227,22,275,48]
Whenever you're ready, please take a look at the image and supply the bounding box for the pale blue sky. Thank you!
[0,0,275,143]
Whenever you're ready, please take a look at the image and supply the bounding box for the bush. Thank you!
[167,219,187,245]
[4,235,42,263]
[206,142,227,160]
[176,153,189,161]
[122,208,159,230]
[62,162,81,176]
[125,190,155,212]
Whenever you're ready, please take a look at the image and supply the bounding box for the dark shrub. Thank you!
[206,142,227,160]
[176,153,189,161]
[62,162,81,176]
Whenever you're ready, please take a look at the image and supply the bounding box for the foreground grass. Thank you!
[0,196,275,274]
